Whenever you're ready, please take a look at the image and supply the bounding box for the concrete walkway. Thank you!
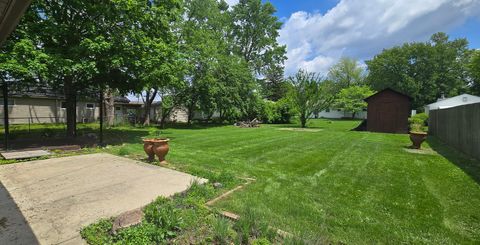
[0,153,206,244]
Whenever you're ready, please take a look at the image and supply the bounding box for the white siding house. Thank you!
[424,94,480,115]
[315,109,367,119]
[0,97,99,124]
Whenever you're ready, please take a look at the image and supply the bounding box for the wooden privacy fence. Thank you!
[429,103,480,160]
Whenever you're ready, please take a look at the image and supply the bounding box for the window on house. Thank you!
[61,101,67,109]
[86,103,95,109]
[0,99,15,106]
[115,106,121,111]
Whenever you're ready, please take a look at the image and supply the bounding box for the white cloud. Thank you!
[279,0,480,75]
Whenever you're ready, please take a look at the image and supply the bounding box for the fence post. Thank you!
[99,89,104,146]
[3,81,9,150]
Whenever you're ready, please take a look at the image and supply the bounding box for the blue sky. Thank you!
[268,0,479,49]
[227,0,480,75]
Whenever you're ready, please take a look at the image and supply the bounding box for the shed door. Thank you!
[376,103,397,133]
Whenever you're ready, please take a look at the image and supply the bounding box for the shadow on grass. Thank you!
[0,127,151,150]
[0,122,229,150]
[428,136,480,185]
[0,182,38,244]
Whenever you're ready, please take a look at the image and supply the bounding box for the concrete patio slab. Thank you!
[1,150,51,160]
[0,153,207,245]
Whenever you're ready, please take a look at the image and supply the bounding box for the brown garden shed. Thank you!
[365,88,412,134]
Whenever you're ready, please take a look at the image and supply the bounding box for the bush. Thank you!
[409,113,429,133]
[410,113,428,125]
[143,197,184,240]
[262,99,293,124]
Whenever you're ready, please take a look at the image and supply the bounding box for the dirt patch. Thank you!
[278,128,324,132]
[403,148,438,155]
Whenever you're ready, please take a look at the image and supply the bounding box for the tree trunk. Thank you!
[143,103,151,126]
[187,100,195,125]
[143,89,158,126]
[352,111,356,119]
[206,111,213,123]
[300,112,307,128]
[159,107,173,129]
[104,88,115,127]
[64,78,77,138]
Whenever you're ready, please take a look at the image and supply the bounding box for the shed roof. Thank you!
[364,88,412,102]
[425,94,480,108]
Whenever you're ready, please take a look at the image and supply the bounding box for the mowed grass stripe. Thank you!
[24,119,476,244]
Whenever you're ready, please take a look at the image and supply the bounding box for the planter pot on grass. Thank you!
[142,139,155,162]
[409,132,427,149]
[143,138,170,164]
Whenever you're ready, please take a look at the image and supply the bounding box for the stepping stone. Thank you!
[112,208,144,234]
[1,150,51,160]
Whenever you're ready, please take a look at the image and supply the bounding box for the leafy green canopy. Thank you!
[230,0,286,76]
[334,86,374,118]
[366,33,472,109]
[469,50,480,96]
[179,0,265,122]
[328,57,366,88]
[288,70,335,128]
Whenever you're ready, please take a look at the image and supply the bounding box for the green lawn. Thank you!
[101,120,480,243]
[2,120,480,243]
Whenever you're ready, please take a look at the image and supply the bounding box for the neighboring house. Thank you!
[193,111,221,121]
[0,92,141,125]
[150,102,189,123]
[315,109,367,119]
[113,98,143,124]
[424,94,480,115]
[365,88,412,134]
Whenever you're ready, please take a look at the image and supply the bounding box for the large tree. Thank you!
[230,0,286,76]
[469,50,480,95]
[328,57,366,88]
[288,70,334,128]
[334,86,374,119]
[16,1,143,137]
[133,0,183,125]
[180,0,227,123]
[260,65,288,101]
[366,32,471,109]
[180,0,256,123]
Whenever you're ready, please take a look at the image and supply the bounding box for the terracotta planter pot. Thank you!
[152,138,170,164]
[409,132,427,149]
[142,139,155,162]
